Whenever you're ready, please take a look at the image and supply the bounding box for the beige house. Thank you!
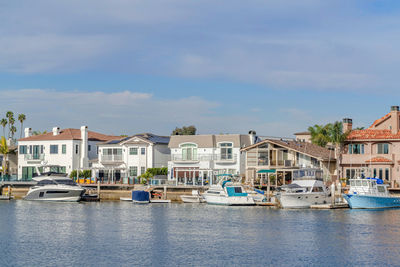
[241,138,336,186]
[294,132,312,143]
[341,106,400,187]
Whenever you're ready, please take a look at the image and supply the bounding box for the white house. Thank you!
[91,133,170,183]
[17,126,119,180]
[168,133,255,185]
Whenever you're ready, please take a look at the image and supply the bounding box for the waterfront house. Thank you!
[294,132,312,143]
[91,133,170,183]
[241,138,336,186]
[341,106,400,187]
[17,126,119,180]
[168,132,256,185]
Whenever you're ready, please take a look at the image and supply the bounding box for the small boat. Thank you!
[246,189,266,203]
[343,178,400,209]
[203,175,255,206]
[180,190,205,203]
[276,168,330,209]
[150,199,171,203]
[132,190,150,204]
[120,197,132,202]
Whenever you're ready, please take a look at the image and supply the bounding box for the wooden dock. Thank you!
[310,203,349,209]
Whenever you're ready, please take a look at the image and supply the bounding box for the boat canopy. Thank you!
[280,184,303,189]
[365,178,384,184]
[257,169,276,174]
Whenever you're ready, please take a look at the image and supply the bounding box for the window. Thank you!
[102,148,122,155]
[385,168,390,181]
[377,143,389,154]
[141,148,146,155]
[219,143,233,160]
[88,145,91,151]
[141,167,146,175]
[379,168,383,179]
[75,145,79,154]
[62,144,67,154]
[129,166,138,176]
[130,148,138,155]
[19,145,27,154]
[373,168,377,178]
[50,145,58,154]
[348,144,364,154]
[181,144,197,160]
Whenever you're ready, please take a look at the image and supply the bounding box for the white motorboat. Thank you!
[276,168,330,209]
[24,173,85,202]
[203,175,255,206]
[180,190,205,203]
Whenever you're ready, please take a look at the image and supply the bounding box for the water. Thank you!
[1,201,400,267]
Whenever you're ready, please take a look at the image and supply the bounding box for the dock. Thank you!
[310,203,349,209]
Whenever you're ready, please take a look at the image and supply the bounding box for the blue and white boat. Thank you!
[203,175,255,206]
[343,178,400,209]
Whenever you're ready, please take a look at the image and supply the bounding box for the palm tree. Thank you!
[18,114,26,138]
[329,121,350,181]
[0,119,7,138]
[0,136,10,179]
[5,111,14,139]
[10,126,17,140]
[308,124,331,147]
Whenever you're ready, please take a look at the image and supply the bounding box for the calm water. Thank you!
[1,201,400,267]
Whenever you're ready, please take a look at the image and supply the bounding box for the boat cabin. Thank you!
[348,178,388,196]
[293,168,323,181]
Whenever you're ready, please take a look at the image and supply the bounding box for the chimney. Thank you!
[80,126,89,168]
[24,127,32,138]
[343,118,353,132]
[52,127,60,136]
[391,106,400,134]
[249,130,257,145]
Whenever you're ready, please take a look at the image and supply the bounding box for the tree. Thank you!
[328,121,350,182]
[18,114,26,138]
[5,111,13,139]
[0,136,10,177]
[10,126,17,140]
[0,119,7,138]
[33,130,48,136]
[308,124,331,147]
[172,125,197,135]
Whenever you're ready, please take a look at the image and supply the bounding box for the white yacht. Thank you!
[180,190,205,203]
[203,175,255,206]
[276,168,330,208]
[24,167,85,202]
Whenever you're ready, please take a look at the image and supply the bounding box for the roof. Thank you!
[18,128,120,142]
[365,157,393,163]
[103,133,170,145]
[168,134,251,148]
[294,131,311,135]
[242,139,335,161]
[369,113,391,129]
[347,129,400,140]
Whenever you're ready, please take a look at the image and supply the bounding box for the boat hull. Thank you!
[276,193,329,209]
[180,195,204,203]
[204,195,255,206]
[343,194,400,209]
[24,187,85,202]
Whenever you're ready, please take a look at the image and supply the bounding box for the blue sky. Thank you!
[1,0,400,136]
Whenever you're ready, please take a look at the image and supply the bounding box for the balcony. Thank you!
[171,154,213,163]
[100,154,124,164]
[214,154,238,164]
[24,154,45,162]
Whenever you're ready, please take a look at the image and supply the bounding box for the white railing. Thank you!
[101,154,123,162]
[172,154,239,163]
[24,154,45,161]
[214,154,238,163]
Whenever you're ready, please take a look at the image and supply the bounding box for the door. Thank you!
[33,145,40,160]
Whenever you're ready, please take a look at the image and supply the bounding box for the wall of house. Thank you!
[153,144,170,168]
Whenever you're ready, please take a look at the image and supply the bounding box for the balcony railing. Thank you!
[215,154,238,163]
[101,154,124,162]
[24,154,45,161]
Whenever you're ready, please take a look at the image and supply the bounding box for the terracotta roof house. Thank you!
[91,133,170,183]
[241,138,336,186]
[17,126,120,180]
[341,106,400,186]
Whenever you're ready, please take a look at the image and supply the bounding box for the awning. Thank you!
[257,169,276,174]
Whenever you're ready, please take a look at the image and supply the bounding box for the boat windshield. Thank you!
[37,179,57,186]
[55,179,77,186]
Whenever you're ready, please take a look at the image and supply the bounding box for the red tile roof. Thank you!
[347,129,400,140]
[369,113,391,129]
[365,157,393,163]
[18,128,120,142]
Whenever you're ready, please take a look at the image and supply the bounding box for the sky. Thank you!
[1,0,400,137]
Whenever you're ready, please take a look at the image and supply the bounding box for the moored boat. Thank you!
[203,175,255,206]
[343,178,400,209]
[276,168,330,209]
[132,190,150,204]
[180,190,205,203]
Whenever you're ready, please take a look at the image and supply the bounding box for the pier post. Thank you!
[337,182,342,203]
[331,183,335,205]
[97,181,100,197]
[267,173,271,202]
